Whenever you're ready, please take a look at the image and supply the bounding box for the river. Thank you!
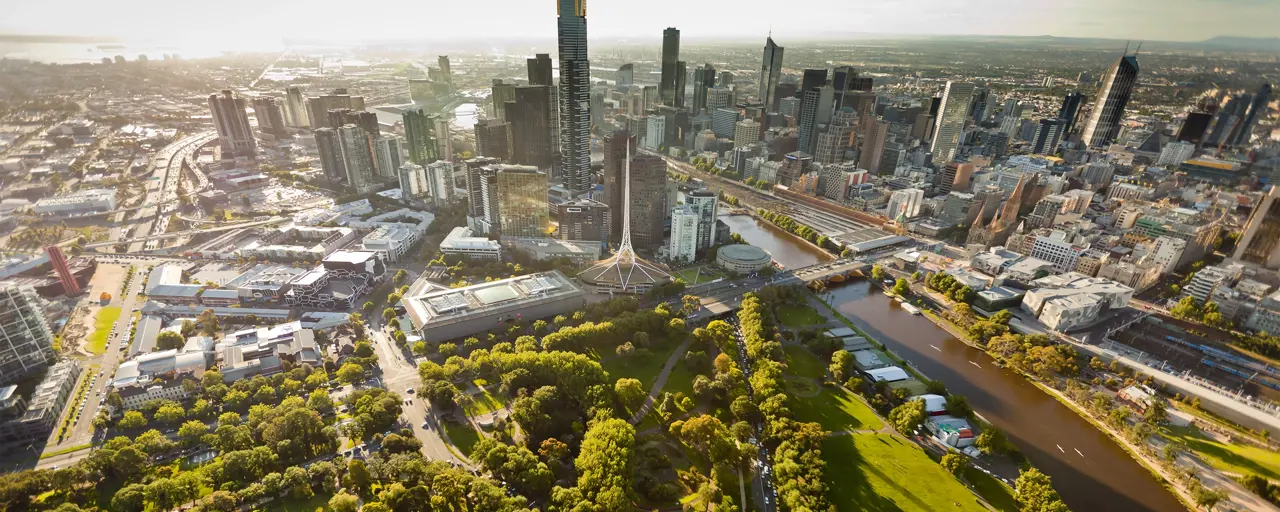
[718,214,832,269]
[824,282,1185,512]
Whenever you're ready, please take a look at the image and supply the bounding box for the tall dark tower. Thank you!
[691,64,717,115]
[660,27,681,106]
[527,53,560,169]
[758,36,784,119]
[506,86,555,170]
[1058,91,1086,134]
[1232,83,1272,147]
[557,0,591,194]
[674,61,687,109]
[1082,53,1139,148]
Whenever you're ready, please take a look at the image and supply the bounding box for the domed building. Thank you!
[716,244,772,273]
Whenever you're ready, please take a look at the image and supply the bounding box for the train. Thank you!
[1201,359,1280,392]
[1164,335,1280,379]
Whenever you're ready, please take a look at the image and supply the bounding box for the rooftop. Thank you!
[404,271,585,331]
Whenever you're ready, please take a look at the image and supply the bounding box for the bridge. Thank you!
[86,216,288,249]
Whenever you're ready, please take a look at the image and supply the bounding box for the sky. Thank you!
[3,0,1277,48]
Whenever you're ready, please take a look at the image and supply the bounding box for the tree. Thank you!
[329,491,360,512]
[1170,296,1203,321]
[1191,482,1226,511]
[941,452,967,476]
[870,265,886,281]
[119,410,148,430]
[946,394,973,418]
[383,307,397,322]
[393,269,409,285]
[343,459,371,493]
[178,420,209,447]
[829,350,853,383]
[888,398,926,433]
[336,363,364,384]
[156,330,185,351]
[362,301,375,315]
[112,484,147,512]
[197,309,220,337]
[681,294,702,316]
[975,426,1009,455]
[1015,467,1069,512]
[615,378,645,410]
[892,278,911,296]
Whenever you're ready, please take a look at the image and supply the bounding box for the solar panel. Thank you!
[427,293,469,313]
[525,275,560,295]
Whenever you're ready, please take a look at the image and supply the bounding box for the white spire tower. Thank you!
[577,143,671,293]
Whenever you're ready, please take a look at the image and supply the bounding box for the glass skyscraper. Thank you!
[557,0,591,194]
[1082,54,1139,149]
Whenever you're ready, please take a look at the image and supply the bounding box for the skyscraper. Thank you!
[758,36,784,118]
[832,66,873,112]
[734,119,761,148]
[1058,91,1086,134]
[399,162,429,199]
[474,118,513,162]
[628,153,668,249]
[209,90,256,157]
[1233,185,1280,269]
[0,282,56,385]
[930,81,975,165]
[402,108,439,166]
[490,80,517,123]
[435,117,454,162]
[673,61,688,109]
[685,189,718,250]
[669,206,699,263]
[426,161,455,207]
[557,0,591,194]
[305,89,365,130]
[437,55,452,89]
[496,166,549,238]
[602,131,636,242]
[284,86,309,128]
[616,64,634,87]
[1082,53,1139,149]
[660,27,681,106]
[797,86,834,155]
[800,69,829,97]
[374,135,403,179]
[251,97,287,138]
[1232,83,1272,147]
[1030,119,1068,155]
[338,124,376,192]
[527,53,559,160]
[506,85,555,170]
[315,128,346,184]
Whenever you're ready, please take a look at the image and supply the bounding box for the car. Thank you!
[421,422,431,429]
[406,388,415,394]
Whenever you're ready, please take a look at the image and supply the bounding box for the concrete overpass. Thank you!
[87,216,287,249]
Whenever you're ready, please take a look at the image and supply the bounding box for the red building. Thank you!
[45,246,81,296]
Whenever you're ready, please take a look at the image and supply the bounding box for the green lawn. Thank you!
[662,361,696,398]
[777,304,825,327]
[674,266,723,285]
[463,381,509,417]
[601,342,680,389]
[444,421,482,459]
[792,388,884,432]
[1163,425,1280,480]
[823,434,987,512]
[784,345,827,379]
[87,306,122,354]
[963,466,1018,512]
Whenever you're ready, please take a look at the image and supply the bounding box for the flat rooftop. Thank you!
[403,270,584,331]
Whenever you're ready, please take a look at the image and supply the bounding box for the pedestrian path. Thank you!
[628,338,693,425]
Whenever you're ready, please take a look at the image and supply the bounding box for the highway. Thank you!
[87,216,289,250]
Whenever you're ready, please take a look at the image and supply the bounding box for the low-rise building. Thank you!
[224,264,307,304]
[716,244,772,273]
[403,271,586,343]
[239,226,357,261]
[361,225,421,263]
[508,238,602,266]
[145,265,204,304]
[440,226,502,261]
[111,350,209,410]
[216,321,321,382]
[32,189,116,216]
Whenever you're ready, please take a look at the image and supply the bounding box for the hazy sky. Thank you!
[3,0,1277,47]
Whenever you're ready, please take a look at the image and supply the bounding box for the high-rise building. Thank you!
[616,64,634,87]
[506,85,555,170]
[691,64,716,115]
[374,136,403,180]
[858,119,889,173]
[490,80,517,123]
[719,72,734,87]
[463,157,500,229]
[644,115,666,150]
[685,189,718,250]
[434,117,454,162]
[209,90,256,157]
[403,108,439,166]
[338,125,376,192]
[314,128,346,184]
[708,87,733,110]
[797,86,834,155]
[887,188,924,219]
[437,55,452,89]
[832,66,873,112]
[559,199,611,244]
[527,53,560,160]
[557,0,591,194]
[778,152,812,187]
[399,162,429,199]
[1157,141,1196,166]
[1234,185,1280,269]
[251,97,287,138]
[426,161,455,207]
[474,118,513,162]
[930,81,975,164]
[0,282,56,385]
[940,191,981,225]
[668,206,698,263]
[799,69,829,97]
[496,166,549,238]
[284,86,309,128]
[602,131,637,241]
[660,27,681,106]
[45,246,81,296]
[712,108,741,139]
[305,89,365,130]
[1058,91,1086,134]
[673,61,688,109]
[1177,112,1214,145]
[814,110,854,165]
[758,36,785,117]
[1030,119,1067,155]
[1232,83,1272,147]
[628,153,668,249]
[578,144,672,294]
[1082,53,1139,148]
[734,119,761,148]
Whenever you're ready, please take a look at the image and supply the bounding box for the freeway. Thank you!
[88,216,289,249]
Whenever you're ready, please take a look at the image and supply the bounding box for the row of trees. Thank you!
[926,272,976,304]
[755,208,842,254]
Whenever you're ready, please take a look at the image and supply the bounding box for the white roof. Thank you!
[866,366,910,382]
[918,394,948,413]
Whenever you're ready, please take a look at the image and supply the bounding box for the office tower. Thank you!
[985,132,1009,159]
[403,108,439,166]
[643,115,666,150]
[888,188,924,219]
[434,117,454,162]
[602,131,637,241]
[560,199,611,244]
[797,86,834,155]
[557,0,591,194]
[832,66,873,111]
[778,152,812,187]
[670,61,687,109]
[660,27,681,106]
[800,69,829,97]
[426,161,455,207]
[506,85,555,170]
[929,81,975,165]
[1234,185,1280,268]
[437,55,452,88]
[734,119,761,148]
[758,36,785,117]
[719,72,734,87]
[941,191,981,225]
[815,124,852,165]
[490,80,517,122]
[1232,83,1272,147]
[1177,112,1213,145]
[495,166,549,238]
[250,97,287,138]
[911,113,935,141]
[937,163,960,196]
[642,86,658,111]
[998,101,1024,136]
[778,97,801,119]
[617,64,634,87]
[306,89,365,130]
[1157,141,1195,166]
[209,90,256,157]
[1030,119,1067,155]
[708,87,733,110]
[712,108,741,139]
[0,282,56,385]
[314,128,346,184]
[527,53,560,160]
[338,125,376,192]
[629,153,668,249]
[669,206,698,263]
[590,88,606,128]
[284,86,309,127]
[1082,53,1139,148]
[1058,91,1086,134]
[463,157,500,227]
[691,64,716,115]
[858,119,889,173]
[45,246,81,296]
[685,189,718,250]
[474,118,513,162]
[374,135,403,179]
[969,87,990,124]
[399,162,429,199]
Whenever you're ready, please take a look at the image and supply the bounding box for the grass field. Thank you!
[444,421,482,459]
[784,345,827,379]
[823,434,987,512]
[463,380,509,417]
[963,466,1018,512]
[674,266,723,285]
[1163,425,1280,480]
[792,388,884,432]
[86,306,122,354]
[662,361,696,398]
[777,304,825,328]
[600,342,680,389]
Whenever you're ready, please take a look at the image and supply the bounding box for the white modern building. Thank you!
[0,283,56,385]
[1157,141,1196,166]
[440,226,502,260]
[1029,230,1089,274]
[426,161,455,206]
[1022,273,1134,331]
[733,119,760,148]
[402,271,586,343]
[361,225,421,262]
[32,189,117,216]
[644,115,666,150]
[887,188,924,219]
[399,162,429,199]
[668,206,699,264]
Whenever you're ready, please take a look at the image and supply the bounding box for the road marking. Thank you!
[930,344,941,352]
[969,360,981,368]
[1075,448,1084,457]
[1057,444,1065,453]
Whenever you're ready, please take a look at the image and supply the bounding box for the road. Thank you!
[727,318,778,512]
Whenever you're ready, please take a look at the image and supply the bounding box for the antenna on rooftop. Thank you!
[1134,42,1143,56]
[1123,40,1131,55]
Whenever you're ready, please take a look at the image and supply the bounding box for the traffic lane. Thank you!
[368,324,464,467]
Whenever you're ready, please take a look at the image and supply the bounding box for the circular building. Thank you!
[716,244,772,273]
